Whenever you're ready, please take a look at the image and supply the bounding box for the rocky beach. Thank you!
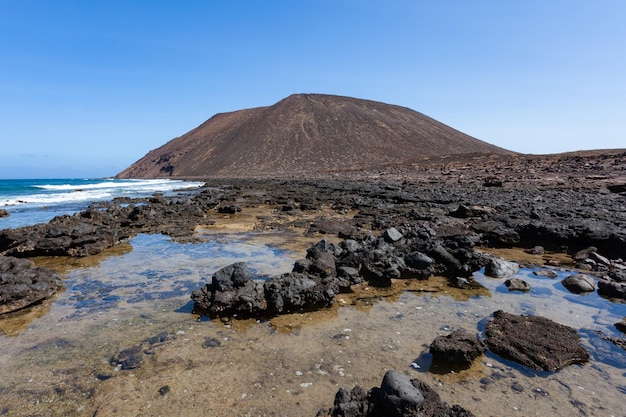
[1,150,625,416]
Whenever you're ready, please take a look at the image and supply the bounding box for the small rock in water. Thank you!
[111,345,144,370]
[561,274,595,294]
[533,269,558,279]
[511,381,524,392]
[429,328,486,367]
[504,278,531,292]
[202,337,222,348]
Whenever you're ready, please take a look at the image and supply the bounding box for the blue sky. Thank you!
[1,1,624,178]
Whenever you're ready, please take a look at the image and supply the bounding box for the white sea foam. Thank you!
[1,179,204,207]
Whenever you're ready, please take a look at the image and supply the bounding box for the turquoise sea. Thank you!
[0,178,205,229]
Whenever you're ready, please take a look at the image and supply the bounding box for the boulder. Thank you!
[264,272,336,314]
[318,370,476,417]
[191,262,266,316]
[217,204,241,214]
[0,209,9,218]
[561,274,595,294]
[429,328,486,366]
[383,227,403,243]
[379,370,424,413]
[504,278,531,292]
[608,269,626,283]
[484,257,519,278]
[485,310,589,372]
[597,280,626,299]
[533,269,558,279]
[404,252,434,270]
[0,256,64,314]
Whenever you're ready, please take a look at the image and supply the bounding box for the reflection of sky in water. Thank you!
[474,268,626,330]
[57,233,297,316]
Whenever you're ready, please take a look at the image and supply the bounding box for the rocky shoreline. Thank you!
[1,152,626,415]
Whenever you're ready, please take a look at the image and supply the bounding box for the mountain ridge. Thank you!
[117,93,513,178]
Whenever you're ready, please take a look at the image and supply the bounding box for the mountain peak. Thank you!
[117,94,512,178]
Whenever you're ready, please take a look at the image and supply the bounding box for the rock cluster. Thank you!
[0,189,221,257]
[191,260,335,316]
[317,370,476,417]
[191,229,487,318]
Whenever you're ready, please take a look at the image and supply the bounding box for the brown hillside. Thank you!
[116,93,512,178]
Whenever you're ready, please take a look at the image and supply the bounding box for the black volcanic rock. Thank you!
[429,329,486,366]
[485,310,589,372]
[116,93,512,178]
[318,370,476,417]
[0,256,63,314]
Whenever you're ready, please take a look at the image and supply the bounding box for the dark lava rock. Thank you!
[573,246,598,261]
[404,251,434,270]
[561,274,595,294]
[607,183,626,194]
[533,269,558,279]
[264,272,336,314]
[449,204,494,219]
[379,370,424,413]
[0,255,64,314]
[597,280,626,299]
[202,337,222,348]
[192,260,336,317]
[483,177,503,187]
[608,269,626,283]
[429,328,486,366]
[111,345,143,370]
[524,246,545,255]
[504,278,531,292]
[383,227,404,243]
[191,262,266,316]
[0,209,9,218]
[318,369,476,417]
[217,204,242,214]
[485,310,589,372]
[484,257,519,278]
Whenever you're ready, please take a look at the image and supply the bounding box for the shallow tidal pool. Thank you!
[0,232,625,416]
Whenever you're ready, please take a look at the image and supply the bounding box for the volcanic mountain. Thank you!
[117,94,512,178]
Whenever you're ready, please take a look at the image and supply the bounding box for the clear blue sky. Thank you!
[1,1,624,178]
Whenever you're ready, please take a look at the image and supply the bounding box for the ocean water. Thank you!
[0,178,205,229]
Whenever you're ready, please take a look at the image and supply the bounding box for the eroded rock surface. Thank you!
[485,310,589,372]
[317,370,476,417]
[0,256,63,314]
[429,328,486,366]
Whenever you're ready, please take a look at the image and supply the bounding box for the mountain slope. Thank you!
[117,93,512,178]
